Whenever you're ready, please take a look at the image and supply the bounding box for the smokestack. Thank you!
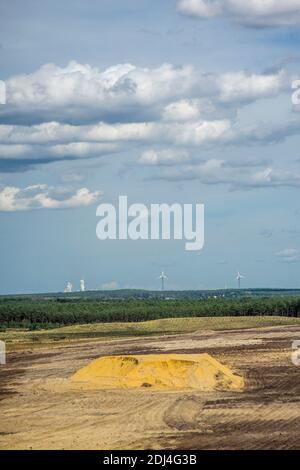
[64,282,73,293]
[80,279,85,292]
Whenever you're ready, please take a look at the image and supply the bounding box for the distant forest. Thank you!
[0,294,300,329]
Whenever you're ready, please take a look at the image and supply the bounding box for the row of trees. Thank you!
[0,296,300,329]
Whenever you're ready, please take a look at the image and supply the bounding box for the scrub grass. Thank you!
[1,316,300,351]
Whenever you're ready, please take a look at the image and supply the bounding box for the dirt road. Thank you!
[0,325,299,449]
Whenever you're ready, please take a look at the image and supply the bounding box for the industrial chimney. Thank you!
[64,282,73,293]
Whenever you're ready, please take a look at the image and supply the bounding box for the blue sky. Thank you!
[1,0,300,293]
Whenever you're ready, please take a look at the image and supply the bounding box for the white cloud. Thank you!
[0,121,157,145]
[0,142,117,160]
[218,70,288,103]
[138,149,190,166]
[0,185,102,211]
[275,248,300,263]
[3,61,198,124]
[177,0,300,26]
[170,119,231,144]
[0,118,234,159]
[162,99,201,121]
[0,62,293,173]
[1,115,299,170]
[0,144,33,158]
[276,248,299,257]
[50,142,118,158]
[178,0,222,18]
[0,62,288,126]
[154,159,300,190]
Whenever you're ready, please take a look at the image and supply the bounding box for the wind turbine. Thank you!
[236,270,245,289]
[159,271,168,291]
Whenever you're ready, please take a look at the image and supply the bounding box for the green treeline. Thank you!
[0,296,300,329]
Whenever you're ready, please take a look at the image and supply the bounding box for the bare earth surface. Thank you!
[0,325,300,450]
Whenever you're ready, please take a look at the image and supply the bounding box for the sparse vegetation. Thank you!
[2,316,300,351]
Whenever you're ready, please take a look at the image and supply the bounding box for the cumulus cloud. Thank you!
[138,149,190,166]
[2,61,199,125]
[0,116,261,159]
[177,0,300,26]
[275,248,300,263]
[0,62,288,126]
[0,184,102,211]
[218,70,288,103]
[162,99,201,121]
[2,115,299,174]
[0,142,117,160]
[0,121,158,146]
[153,159,300,190]
[0,119,231,147]
[0,61,293,174]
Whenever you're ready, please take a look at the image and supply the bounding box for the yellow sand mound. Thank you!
[71,354,244,391]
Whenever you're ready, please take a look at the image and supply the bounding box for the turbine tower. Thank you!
[236,271,245,289]
[159,271,168,291]
[80,279,85,292]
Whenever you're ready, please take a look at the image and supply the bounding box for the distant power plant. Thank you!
[64,282,73,293]
[64,280,86,293]
[63,271,247,293]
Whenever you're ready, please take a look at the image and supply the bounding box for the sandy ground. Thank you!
[0,325,300,450]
